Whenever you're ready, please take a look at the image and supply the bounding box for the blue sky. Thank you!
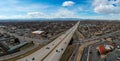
[0,0,120,20]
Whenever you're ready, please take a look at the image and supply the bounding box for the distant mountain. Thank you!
[0,18,83,22]
[0,18,119,22]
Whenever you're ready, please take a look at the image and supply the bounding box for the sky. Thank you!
[0,0,120,20]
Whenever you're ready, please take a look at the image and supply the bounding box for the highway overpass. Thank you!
[17,21,80,61]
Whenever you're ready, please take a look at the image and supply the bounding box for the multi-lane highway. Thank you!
[17,21,80,61]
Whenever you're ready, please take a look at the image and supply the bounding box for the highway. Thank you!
[69,30,82,61]
[81,46,89,61]
[0,26,51,60]
[17,21,80,61]
[0,29,40,60]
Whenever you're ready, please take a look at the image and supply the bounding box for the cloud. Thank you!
[94,4,120,14]
[27,12,48,18]
[62,1,75,7]
[16,8,77,18]
[0,0,119,20]
[0,0,51,15]
[93,0,120,14]
[0,11,120,20]
[53,8,76,18]
[0,8,78,19]
[26,8,77,18]
[0,15,26,19]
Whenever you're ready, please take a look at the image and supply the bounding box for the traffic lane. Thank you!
[17,31,70,61]
[17,22,77,61]
[43,26,77,61]
[43,22,77,61]
[81,46,89,61]
[17,21,79,61]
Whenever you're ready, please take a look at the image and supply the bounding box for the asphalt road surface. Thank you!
[81,46,89,61]
[17,21,80,61]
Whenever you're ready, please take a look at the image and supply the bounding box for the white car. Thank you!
[117,56,120,60]
[117,46,120,49]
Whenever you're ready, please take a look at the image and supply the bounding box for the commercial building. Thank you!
[98,44,115,55]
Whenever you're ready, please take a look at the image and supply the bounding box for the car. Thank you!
[61,48,63,51]
[46,47,50,49]
[89,51,92,54]
[117,56,120,60]
[56,50,58,52]
[117,45,120,49]
[32,57,35,60]
[56,50,60,53]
